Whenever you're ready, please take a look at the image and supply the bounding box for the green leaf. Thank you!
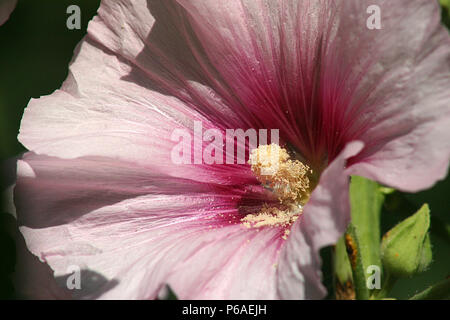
[410,278,450,300]
[349,176,385,294]
[381,204,433,278]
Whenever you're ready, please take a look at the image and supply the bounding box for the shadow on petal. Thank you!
[55,269,119,300]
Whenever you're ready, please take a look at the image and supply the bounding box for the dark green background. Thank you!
[0,0,449,299]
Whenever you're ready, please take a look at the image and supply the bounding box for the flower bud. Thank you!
[381,204,432,278]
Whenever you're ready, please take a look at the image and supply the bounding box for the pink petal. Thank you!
[176,0,338,163]
[16,153,281,299]
[166,227,282,299]
[333,0,450,192]
[19,1,209,169]
[19,39,196,168]
[19,1,260,185]
[88,0,253,129]
[176,0,450,189]
[19,0,254,167]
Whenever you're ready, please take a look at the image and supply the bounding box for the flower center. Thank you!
[241,144,315,239]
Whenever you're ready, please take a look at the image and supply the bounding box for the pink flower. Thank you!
[0,0,17,26]
[15,0,450,299]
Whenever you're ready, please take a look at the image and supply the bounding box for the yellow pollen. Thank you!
[282,229,291,240]
[241,203,300,229]
[248,144,313,205]
[241,144,315,239]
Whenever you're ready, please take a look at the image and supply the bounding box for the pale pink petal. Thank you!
[0,0,16,26]
[19,0,202,167]
[332,0,450,192]
[166,227,281,299]
[277,141,364,299]
[16,153,281,299]
[19,39,196,168]
[18,147,364,299]
[88,0,253,129]
[19,1,260,185]
[19,0,251,168]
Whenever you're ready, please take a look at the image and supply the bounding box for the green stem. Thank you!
[349,176,384,296]
[344,224,370,300]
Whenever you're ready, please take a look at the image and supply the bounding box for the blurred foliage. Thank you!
[0,0,449,300]
[442,0,450,28]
